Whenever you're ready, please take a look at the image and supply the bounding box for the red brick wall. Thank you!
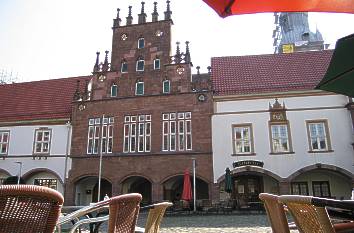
[65,17,213,205]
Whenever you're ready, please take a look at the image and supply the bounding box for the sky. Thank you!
[0,0,354,83]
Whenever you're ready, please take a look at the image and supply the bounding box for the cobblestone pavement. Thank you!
[77,213,298,233]
[157,214,273,233]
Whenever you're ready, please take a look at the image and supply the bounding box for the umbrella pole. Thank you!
[192,158,196,212]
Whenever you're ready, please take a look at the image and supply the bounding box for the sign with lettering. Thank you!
[233,160,264,168]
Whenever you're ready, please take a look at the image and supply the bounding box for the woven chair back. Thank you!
[144,202,173,233]
[108,193,142,233]
[0,185,64,233]
[279,195,335,233]
[259,193,290,233]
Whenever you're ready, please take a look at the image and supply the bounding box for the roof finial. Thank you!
[83,80,89,100]
[93,52,100,72]
[73,80,81,101]
[164,0,172,20]
[175,42,181,63]
[185,41,191,63]
[102,50,110,72]
[196,66,200,75]
[152,2,159,22]
[138,2,147,24]
[126,6,133,25]
[113,8,121,28]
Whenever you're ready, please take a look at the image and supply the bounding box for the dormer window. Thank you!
[163,80,170,93]
[121,60,128,73]
[111,84,118,97]
[154,58,160,70]
[138,37,145,49]
[136,81,144,95]
[136,57,144,72]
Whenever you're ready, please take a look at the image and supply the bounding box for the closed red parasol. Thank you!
[202,0,354,18]
[181,169,193,201]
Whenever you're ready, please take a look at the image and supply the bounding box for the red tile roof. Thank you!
[211,50,333,96]
[0,76,90,123]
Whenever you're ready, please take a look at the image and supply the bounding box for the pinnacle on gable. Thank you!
[138,2,147,24]
[170,41,193,65]
[164,0,172,20]
[113,8,121,28]
[126,6,133,25]
[114,1,172,27]
[185,41,191,63]
[152,2,159,22]
[93,52,100,73]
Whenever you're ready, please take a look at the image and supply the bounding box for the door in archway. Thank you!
[234,175,262,206]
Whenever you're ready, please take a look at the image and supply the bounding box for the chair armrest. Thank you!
[57,200,110,226]
[68,215,109,233]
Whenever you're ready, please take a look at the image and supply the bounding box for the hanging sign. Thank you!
[233,160,264,168]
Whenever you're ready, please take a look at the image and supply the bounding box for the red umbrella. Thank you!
[203,0,354,18]
[181,169,193,201]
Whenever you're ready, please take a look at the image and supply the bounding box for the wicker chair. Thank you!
[279,195,354,233]
[58,193,142,233]
[259,193,291,233]
[279,195,336,233]
[0,184,64,233]
[135,202,173,233]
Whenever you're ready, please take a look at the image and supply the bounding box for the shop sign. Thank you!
[233,160,264,168]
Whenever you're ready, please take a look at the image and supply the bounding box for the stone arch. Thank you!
[287,163,354,181]
[119,173,153,185]
[162,174,209,202]
[217,166,284,183]
[71,173,113,185]
[0,168,11,177]
[161,173,210,185]
[22,168,64,184]
[120,175,152,205]
[74,175,112,205]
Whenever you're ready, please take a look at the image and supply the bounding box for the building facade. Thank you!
[64,2,213,206]
[211,50,354,207]
[0,77,88,195]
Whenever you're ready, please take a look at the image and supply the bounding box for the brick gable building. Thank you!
[65,2,213,206]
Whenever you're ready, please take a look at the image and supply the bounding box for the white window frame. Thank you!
[307,120,331,151]
[123,115,151,153]
[87,117,114,155]
[162,112,192,152]
[138,37,145,49]
[154,58,160,70]
[0,131,10,155]
[135,81,144,95]
[270,124,291,153]
[34,128,51,154]
[163,80,170,93]
[111,84,118,97]
[136,59,144,71]
[87,118,101,154]
[121,61,128,73]
[101,117,114,154]
[233,125,253,155]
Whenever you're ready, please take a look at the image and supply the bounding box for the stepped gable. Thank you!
[0,76,90,123]
[211,50,333,96]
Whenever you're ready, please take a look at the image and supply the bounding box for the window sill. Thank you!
[269,152,295,155]
[231,153,256,156]
[308,150,334,153]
